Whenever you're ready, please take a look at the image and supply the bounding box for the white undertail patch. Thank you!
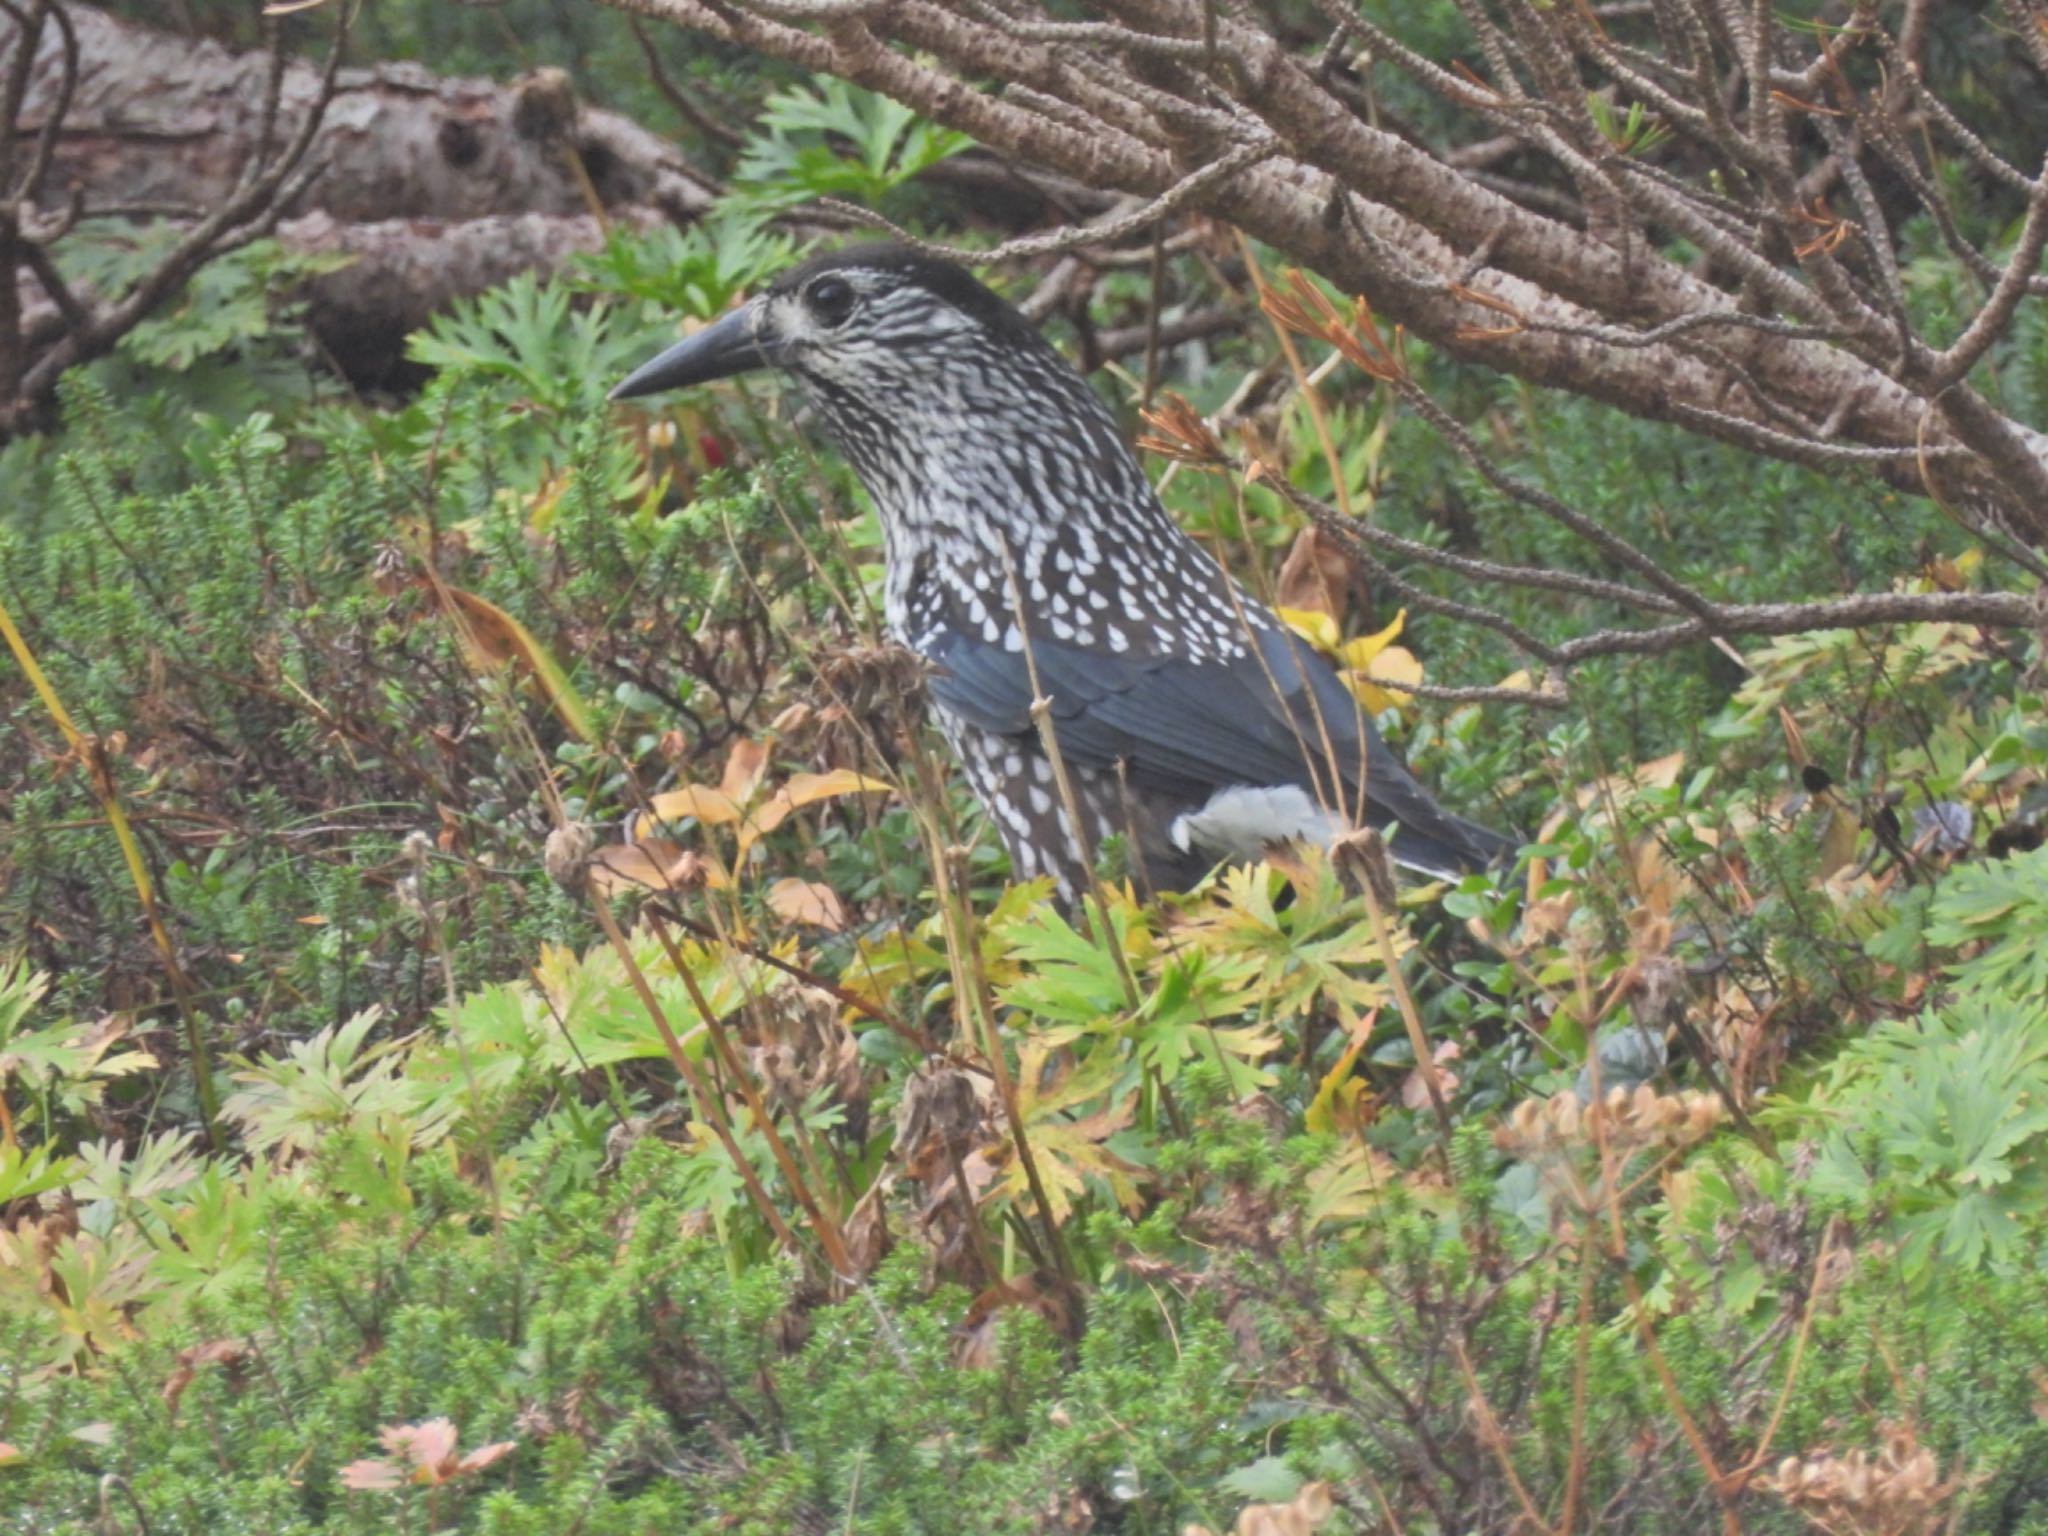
[1170,784,1348,862]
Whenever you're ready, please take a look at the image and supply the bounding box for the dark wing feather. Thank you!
[926,623,1513,875]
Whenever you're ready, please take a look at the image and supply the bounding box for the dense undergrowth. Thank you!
[7,24,2048,1533]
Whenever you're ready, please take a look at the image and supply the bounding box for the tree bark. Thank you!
[1,5,1121,392]
[11,5,714,226]
[2,3,717,398]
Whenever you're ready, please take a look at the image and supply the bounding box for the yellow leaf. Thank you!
[1567,749,1686,813]
[1779,705,1812,769]
[1336,608,1407,671]
[739,770,896,854]
[1305,1019,1373,1135]
[635,785,742,832]
[1275,606,1340,654]
[779,768,895,809]
[526,468,571,532]
[1304,1141,1400,1230]
[1816,804,1861,881]
[766,878,849,932]
[1342,643,1422,712]
[993,1041,1147,1224]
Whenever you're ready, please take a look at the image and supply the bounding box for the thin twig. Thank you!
[812,133,1282,267]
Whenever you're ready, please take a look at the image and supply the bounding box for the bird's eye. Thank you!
[805,276,857,327]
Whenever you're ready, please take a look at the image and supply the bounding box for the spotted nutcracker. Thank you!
[613,244,1514,897]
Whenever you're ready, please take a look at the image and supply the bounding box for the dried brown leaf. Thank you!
[720,737,770,804]
[587,838,718,898]
[766,877,849,932]
[161,1337,249,1411]
[1135,392,1227,466]
[1273,525,1354,623]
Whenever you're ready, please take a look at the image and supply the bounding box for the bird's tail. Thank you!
[1381,805,1519,882]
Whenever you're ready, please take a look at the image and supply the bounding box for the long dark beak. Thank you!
[610,300,777,401]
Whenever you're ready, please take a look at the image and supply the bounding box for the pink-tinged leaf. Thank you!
[1274,524,1354,624]
[767,878,850,932]
[0,1441,24,1466]
[1401,1041,1463,1110]
[398,1417,460,1472]
[163,1335,251,1409]
[457,1440,517,1474]
[354,1419,512,1486]
[339,1458,403,1491]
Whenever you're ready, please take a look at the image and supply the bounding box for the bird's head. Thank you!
[613,243,1038,398]
[612,243,1138,510]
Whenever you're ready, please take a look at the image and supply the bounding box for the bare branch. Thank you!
[1396,380,1725,624]
[0,0,43,197]
[959,0,1215,62]
[628,13,743,150]
[1337,508,1687,615]
[818,133,1281,266]
[1932,154,2048,390]
[10,2,354,411]
[606,0,2048,539]
[6,0,75,203]
[1551,587,2039,662]
[1268,449,2037,668]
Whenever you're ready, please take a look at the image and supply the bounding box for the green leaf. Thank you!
[998,901,1148,1035]
[0,1141,79,1205]
[1221,1455,1305,1503]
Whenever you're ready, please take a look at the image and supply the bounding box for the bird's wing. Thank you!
[926,622,1512,875]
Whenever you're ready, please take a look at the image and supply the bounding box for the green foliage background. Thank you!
[6,3,2048,1532]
